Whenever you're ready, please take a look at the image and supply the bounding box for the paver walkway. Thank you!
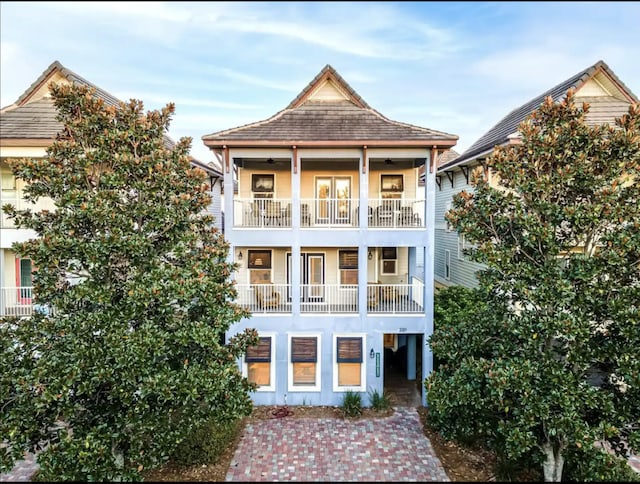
[225,407,449,482]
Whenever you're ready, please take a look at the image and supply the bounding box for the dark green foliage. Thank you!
[368,387,391,411]
[426,93,640,481]
[0,83,258,481]
[170,418,243,467]
[564,445,640,482]
[341,390,363,417]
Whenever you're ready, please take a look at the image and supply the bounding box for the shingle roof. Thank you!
[1,60,121,142]
[0,60,203,166]
[202,65,458,147]
[440,60,638,171]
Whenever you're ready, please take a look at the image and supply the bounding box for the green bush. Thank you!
[564,445,640,482]
[368,387,391,411]
[341,391,362,417]
[171,417,243,467]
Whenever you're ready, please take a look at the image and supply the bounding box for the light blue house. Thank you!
[202,65,458,407]
[433,60,638,289]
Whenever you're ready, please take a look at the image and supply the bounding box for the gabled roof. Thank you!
[1,60,121,143]
[440,60,638,171]
[202,64,458,148]
[0,60,208,168]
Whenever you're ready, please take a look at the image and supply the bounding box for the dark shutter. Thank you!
[245,337,271,362]
[339,250,358,269]
[337,337,362,363]
[291,337,317,362]
[382,248,397,260]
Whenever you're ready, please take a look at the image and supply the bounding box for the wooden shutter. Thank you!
[291,337,317,362]
[337,337,362,363]
[338,250,358,269]
[245,337,271,362]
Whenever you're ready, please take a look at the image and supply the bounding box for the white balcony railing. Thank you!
[233,198,292,228]
[232,197,424,229]
[1,196,53,228]
[299,284,358,313]
[235,282,423,314]
[367,282,424,313]
[1,287,34,317]
[368,199,424,228]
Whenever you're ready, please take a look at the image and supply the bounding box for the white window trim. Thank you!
[287,332,322,392]
[337,249,358,289]
[242,331,276,392]
[445,249,451,281]
[332,332,366,393]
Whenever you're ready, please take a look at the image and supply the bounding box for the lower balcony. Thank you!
[1,287,34,317]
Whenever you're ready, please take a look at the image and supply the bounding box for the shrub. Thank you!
[341,391,362,417]
[564,445,640,482]
[171,417,244,467]
[368,387,391,411]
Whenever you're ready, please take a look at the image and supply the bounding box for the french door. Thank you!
[287,252,324,302]
[315,177,351,225]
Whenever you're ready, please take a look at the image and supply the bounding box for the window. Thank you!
[445,250,451,281]
[1,167,16,190]
[381,247,397,275]
[248,249,272,284]
[16,258,33,303]
[458,234,466,260]
[380,174,403,193]
[252,174,274,198]
[288,334,321,392]
[338,250,358,285]
[333,335,366,392]
[244,334,275,392]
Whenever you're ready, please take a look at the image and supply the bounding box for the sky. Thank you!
[1,1,639,165]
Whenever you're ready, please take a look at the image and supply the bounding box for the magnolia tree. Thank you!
[426,91,640,481]
[0,83,257,481]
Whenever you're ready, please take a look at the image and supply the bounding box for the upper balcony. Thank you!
[232,197,424,229]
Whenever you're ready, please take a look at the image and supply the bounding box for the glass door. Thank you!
[287,253,325,302]
[315,177,351,225]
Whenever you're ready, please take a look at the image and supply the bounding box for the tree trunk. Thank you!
[542,442,565,481]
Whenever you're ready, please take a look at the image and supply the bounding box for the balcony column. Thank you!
[222,147,234,234]
[423,148,437,406]
[407,334,417,380]
[290,147,301,315]
[0,248,4,315]
[358,147,369,315]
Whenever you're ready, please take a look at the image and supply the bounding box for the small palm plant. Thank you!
[341,390,362,417]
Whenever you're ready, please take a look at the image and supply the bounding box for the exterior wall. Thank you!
[434,163,485,289]
[223,146,434,407]
[207,177,223,231]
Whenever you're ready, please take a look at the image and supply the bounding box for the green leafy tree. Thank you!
[0,83,257,481]
[426,91,640,481]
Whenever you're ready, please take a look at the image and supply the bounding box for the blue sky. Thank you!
[2,1,639,164]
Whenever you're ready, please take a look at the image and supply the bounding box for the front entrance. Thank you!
[287,252,325,302]
[383,333,423,407]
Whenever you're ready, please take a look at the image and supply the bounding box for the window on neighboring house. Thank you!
[458,234,466,260]
[338,250,358,285]
[244,335,275,391]
[381,247,397,275]
[16,258,32,303]
[1,167,16,191]
[289,335,321,391]
[334,335,365,391]
[445,250,451,281]
[445,201,452,232]
[248,249,272,284]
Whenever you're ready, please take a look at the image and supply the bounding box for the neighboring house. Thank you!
[434,60,638,289]
[0,60,222,317]
[202,65,457,407]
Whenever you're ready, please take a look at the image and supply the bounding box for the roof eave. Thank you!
[203,139,458,149]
